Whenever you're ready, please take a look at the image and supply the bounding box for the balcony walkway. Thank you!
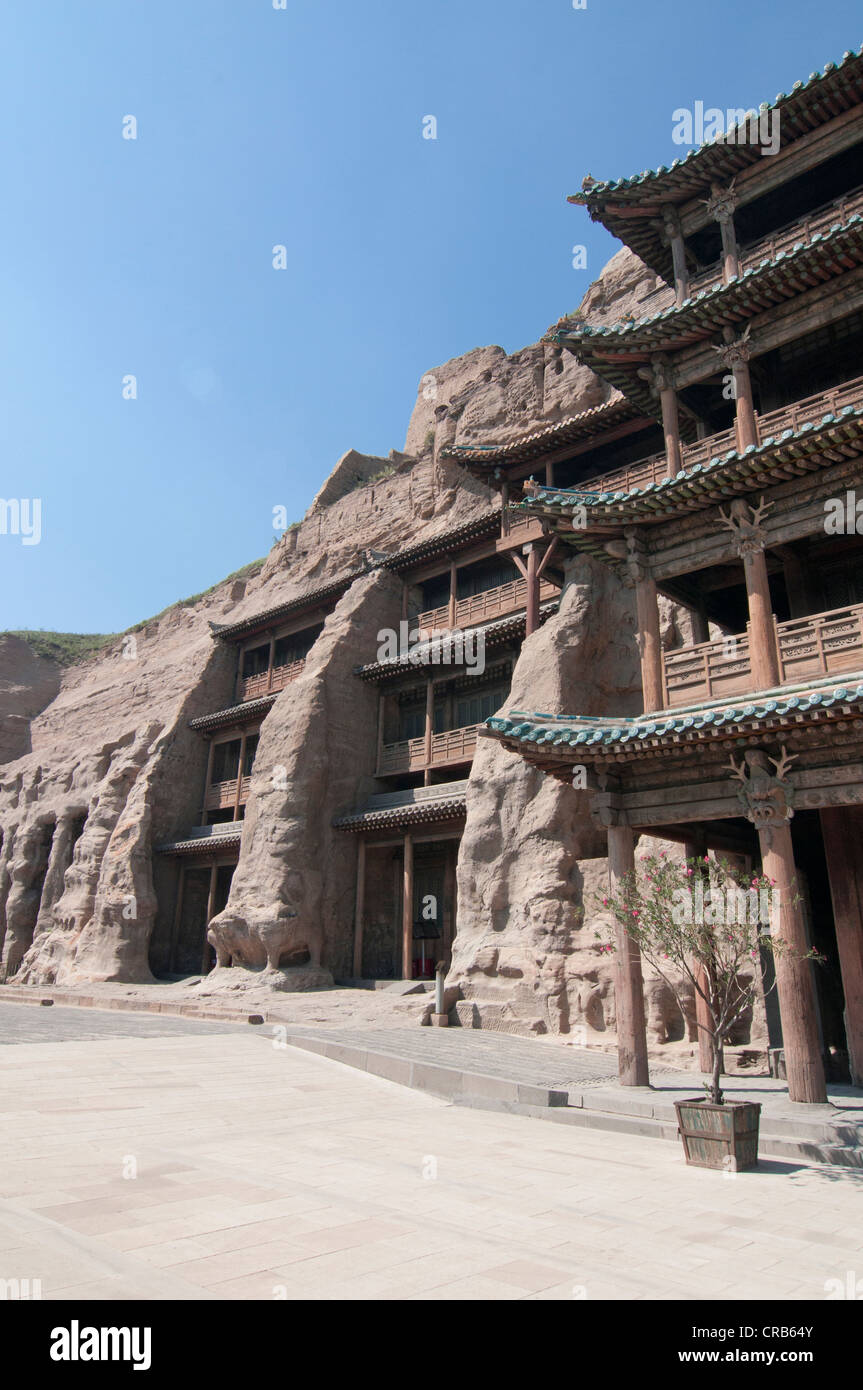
[582,371,863,497]
[663,603,863,708]
[378,725,479,776]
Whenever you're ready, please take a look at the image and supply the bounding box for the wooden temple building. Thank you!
[153,47,863,1102]
[484,48,863,1103]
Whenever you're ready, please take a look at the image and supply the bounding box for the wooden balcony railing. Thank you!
[583,372,863,496]
[240,658,306,702]
[649,182,863,311]
[204,776,251,812]
[661,603,863,708]
[415,578,558,635]
[377,724,480,775]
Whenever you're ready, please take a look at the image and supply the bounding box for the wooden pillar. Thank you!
[690,603,710,646]
[169,865,185,974]
[265,632,276,693]
[524,543,539,636]
[635,573,664,713]
[545,460,555,488]
[663,211,690,306]
[658,380,683,477]
[401,582,409,622]
[718,212,740,282]
[759,822,827,1104]
[352,838,366,980]
[376,692,386,773]
[402,833,414,980]
[500,479,510,537]
[448,559,457,629]
[232,732,247,821]
[819,807,863,1087]
[200,738,216,826]
[607,823,650,1087]
[733,361,758,451]
[423,679,435,786]
[443,843,456,963]
[201,863,218,975]
[741,545,781,690]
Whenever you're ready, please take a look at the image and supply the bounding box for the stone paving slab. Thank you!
[263,1024,863,1168]
[0,1002,250,1045]
[1,1030,861,1301]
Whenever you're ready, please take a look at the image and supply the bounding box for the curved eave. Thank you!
[566,46,863,277]
[514,403,863,550]
[485,678,863,764]
[333,798,467,833]
[553,216,863,394]
[189,694,277,733]
[354,602,558,682]
[439,398,640,469]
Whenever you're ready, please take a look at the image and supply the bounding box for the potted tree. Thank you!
[597,851,816,1171]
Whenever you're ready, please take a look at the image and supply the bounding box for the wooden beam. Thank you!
[352,838,366,979]
[402,833,414,980]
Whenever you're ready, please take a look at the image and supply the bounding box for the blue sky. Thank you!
[1,0,859,633]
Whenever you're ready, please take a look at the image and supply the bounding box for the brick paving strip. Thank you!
[0,1016,862,1301]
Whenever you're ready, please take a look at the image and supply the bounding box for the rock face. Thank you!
[448,554,644,1037]
[0,635,62,762]
[405,248,657,460]
[0,454,495,988]
[449,556,768,1060]
[0,243,752,1075]
[207,569,403,986]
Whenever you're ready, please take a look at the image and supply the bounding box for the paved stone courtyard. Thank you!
[0,1003,861,1300]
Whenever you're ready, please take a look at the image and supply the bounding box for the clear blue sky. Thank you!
[1,0,858,633]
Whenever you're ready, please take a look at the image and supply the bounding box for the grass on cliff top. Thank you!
[4,556,268,667]
[4,630,115,666]
[124,555,266,633]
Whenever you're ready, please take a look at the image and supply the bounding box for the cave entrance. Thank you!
[357,833,460,980]
[168,859,236,977]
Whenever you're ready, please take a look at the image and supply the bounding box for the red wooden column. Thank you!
[607,823,650,1087]
[201,863,218,975]
[726,500,781,691]
[663,209,690,306]
[423,679,435,786]
[759,822,827,1104]
[627,534,664,714]
[200,738,216,826]
[352,837,366,979]
[402,832,414,980]
[448,558,457,629]
[524,542,540,636]
[719,328,758,451]
[706,183,740,282]
[819,806,863,1087]
[232,731,248,821]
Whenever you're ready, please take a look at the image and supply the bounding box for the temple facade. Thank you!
[486,47,863,1102]
[3,45,862,1098]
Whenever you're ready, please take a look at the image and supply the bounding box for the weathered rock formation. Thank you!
[0,244,761,1068]
[207,568,403,986]
[0,635,62,762]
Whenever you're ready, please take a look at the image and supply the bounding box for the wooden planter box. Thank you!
[674,1099,761,1172]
